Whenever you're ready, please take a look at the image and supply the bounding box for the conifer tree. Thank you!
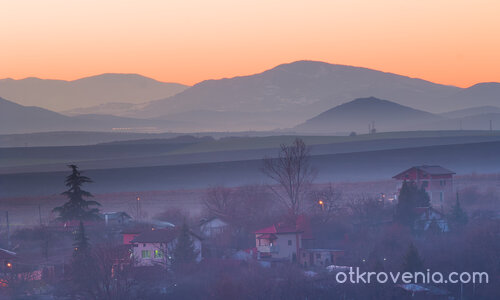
[53,165,101,221]
[71,221,96,295]
[395,181,431,226]
[172,222,197,271]
[402,243,424,273]
[449,193,468,230]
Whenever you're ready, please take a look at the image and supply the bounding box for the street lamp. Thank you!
[318,200,325,210]
[136,196,141,220]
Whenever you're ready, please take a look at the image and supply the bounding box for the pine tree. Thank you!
[402,243,424,273]
[395,181,431,227]
[449,193,468,230]
[172,222,197,271]
[71,221,96,294]
[53,165,101,221]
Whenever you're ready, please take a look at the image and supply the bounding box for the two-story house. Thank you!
[393,165,455,209]
[129,228,203,267]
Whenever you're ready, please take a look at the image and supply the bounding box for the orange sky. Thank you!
[1,0,499,87]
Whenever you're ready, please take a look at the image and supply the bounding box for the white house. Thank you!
[199,217,229,238]
[130,228,203,267]
[255,223,303,262]
[414,207,449,232]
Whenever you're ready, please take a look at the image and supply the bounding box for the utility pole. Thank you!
[5,211,10,248]
[38,205,42,225]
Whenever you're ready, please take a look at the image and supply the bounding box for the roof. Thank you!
[199,216,229,226]
[131,227,203,243]
[393,165,455,178]
[0,248,16,260]
[101,211,131,220]
[255,223,302,234]
[414,207,445,218]
[131,228,179,243]
[256,233,277,240]
[255,215,312,238]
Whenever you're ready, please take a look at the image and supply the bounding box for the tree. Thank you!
[71,221,97,296]
[262,138,316,218]
[308,184,342,224]
[203,185,234,219]
[172,222,198,271]
[395,181,430,226]
[402,243,424,273]
[449,193,468,230]
[53,164,101,221]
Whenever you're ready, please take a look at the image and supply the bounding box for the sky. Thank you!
[1,0,500,87]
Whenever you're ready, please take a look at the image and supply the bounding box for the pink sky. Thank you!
[1,0,499,87]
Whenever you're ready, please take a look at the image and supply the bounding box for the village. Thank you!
[0,139,498,299]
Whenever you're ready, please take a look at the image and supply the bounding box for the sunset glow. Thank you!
[2,0,500,87]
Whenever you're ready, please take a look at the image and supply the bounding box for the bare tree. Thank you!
[203,185,234,219]
[309,183,343,224]
[262,138,316,217]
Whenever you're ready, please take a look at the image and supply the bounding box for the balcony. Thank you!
[257,245,279,253]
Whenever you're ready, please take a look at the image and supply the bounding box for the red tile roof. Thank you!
[393,165,455,179]
[255,215,312,238]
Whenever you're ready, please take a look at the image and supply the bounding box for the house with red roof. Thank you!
[254,215,314,262]
[393,165,455,209]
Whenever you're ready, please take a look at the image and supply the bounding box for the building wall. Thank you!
[133,236,203,266]
[271,233,301,261]
[200,219,228,237]
[133,242,167,267]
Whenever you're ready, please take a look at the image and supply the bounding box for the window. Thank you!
[288,240,292,246]
[440,192,444,202]
[154,250,163,259]
[141,250,151,259]
[422,181,429,188]
[316,253,321,259]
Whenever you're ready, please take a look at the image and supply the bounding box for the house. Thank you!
[130,228,202,267]
[199,217,229,238]
[299,249,344,268]
[393,165,455,209]
[254,216,314,262]
[414,207,449,233]
[101,211,132,226]
[255,223,302,262]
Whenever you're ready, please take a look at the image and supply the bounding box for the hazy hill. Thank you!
[443,83,500,110]
[294,97,442,133]
[0,97,190,134]
[440,106,500,119]
[0,73,188,111]
[131,61,460,121]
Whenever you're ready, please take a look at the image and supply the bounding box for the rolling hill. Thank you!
[0,97,190,134]
[0,73,188,111]
[294,97,442,133]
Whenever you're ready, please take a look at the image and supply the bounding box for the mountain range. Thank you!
[1,60,500,133]
[0,73,188,111]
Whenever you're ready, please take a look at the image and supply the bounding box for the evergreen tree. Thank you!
[426,219,443,235]
[402,243,424,273]
[53,165,101,221]
[71,221,96,295]
[395,181,431,227]
[449,193,468,230]
[172,222,198,271]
